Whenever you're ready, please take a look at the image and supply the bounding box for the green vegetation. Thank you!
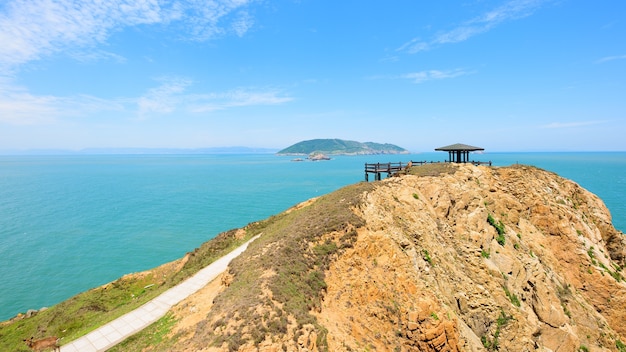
[587,246,596,260]
[423,249,433,265]
[487,214,506,246]
[108,313,178,352]
[430,312,439,320]
[599,262,624,282]
[482,310,513,351]
[503,287,521,307]
[586,245,623,282]
[616,339,626,352]
[412,193,419,200]
[579,345,589,352]
[276,138,408,155]
[0,227,257,351]
[481,249,491,259]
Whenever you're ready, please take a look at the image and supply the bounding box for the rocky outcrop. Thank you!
[156,164,626,351]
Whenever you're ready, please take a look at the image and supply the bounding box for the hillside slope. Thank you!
[73,164,626,351]
[127,163,626,351]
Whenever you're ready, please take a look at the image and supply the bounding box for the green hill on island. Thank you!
[276,138,409,155]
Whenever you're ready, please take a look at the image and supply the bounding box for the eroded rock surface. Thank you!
[161,164,626,351]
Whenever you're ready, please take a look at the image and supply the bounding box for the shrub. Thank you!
[487,214,506,246]
[423,249,433,265]
[616,339,626,352]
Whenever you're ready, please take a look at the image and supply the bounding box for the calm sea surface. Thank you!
[1,152,625,320]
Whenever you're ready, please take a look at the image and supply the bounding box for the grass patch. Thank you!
[616,339,626,352]
[407,163,458,177]
[107,313,178,352]
[0,227,256,352]
[481,249,491,259]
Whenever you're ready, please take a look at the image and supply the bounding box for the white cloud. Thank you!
[370,69,473,84]
[399,0,549,54]
[0,0,256,72]
[540,120,607,129]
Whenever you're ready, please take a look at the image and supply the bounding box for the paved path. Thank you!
[60,236,259,352]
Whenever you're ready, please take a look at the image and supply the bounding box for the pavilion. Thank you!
[435,143,485,163]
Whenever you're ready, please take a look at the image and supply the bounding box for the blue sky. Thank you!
[1,0,625,152]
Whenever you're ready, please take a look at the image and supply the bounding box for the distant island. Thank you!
[276,139,409,156]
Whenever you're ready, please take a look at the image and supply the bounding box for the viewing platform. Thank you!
[365,143,491,182]
[364,160,491,181]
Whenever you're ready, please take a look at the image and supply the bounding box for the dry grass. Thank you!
[197,182,375,351]
[407,163,459,177]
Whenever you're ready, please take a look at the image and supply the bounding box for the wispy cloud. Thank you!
[403,69,473,83]
[370,69,473,84]
[135,77,293,117]
[398,0,549,54]
[0,78,123,125]
[0,75,292,125]
[540,120,607,129]
[595,55,626,64]
[0,0,256,72]
[137,77,193,119]
[188,88,294,113]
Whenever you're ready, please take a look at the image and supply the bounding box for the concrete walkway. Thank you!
[60,236,259,352]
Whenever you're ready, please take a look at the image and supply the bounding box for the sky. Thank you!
[0,0,625,153]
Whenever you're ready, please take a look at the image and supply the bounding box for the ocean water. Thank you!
[1,152,624,321]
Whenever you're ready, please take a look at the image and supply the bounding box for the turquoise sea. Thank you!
[1,152,625,321]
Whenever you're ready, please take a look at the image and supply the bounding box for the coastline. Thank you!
[1,152,624,322]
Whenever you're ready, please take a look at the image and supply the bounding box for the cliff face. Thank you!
[164,164,626,351]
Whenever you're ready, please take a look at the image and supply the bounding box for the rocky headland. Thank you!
[5,163,626,351]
